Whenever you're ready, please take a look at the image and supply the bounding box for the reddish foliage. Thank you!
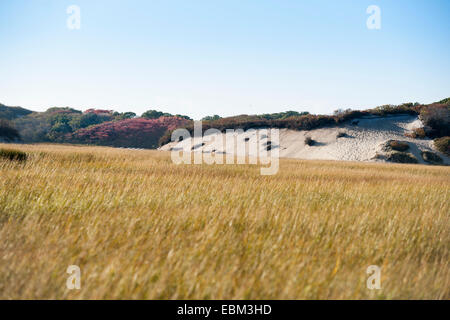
[70,117,191,149]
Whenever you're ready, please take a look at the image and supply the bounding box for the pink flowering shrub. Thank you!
[70,117,191,149]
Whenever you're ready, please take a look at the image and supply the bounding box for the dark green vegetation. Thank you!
[384,140,410,152]
[201,115,222,121]
[304,137,315,146]
[0,119,20,142]
[0,148,27,162]
[421,151,443,165]
[434,137,450,156]
[374,143,418,164]
[142,109,191,120]
[385,151,419,164]
[419,104,450,138]
[0,103,32,120]
[437,97,450,105]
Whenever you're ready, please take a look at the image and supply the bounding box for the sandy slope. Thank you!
[160,115,450,165]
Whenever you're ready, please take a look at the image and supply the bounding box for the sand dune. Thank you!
[160,115,449,165]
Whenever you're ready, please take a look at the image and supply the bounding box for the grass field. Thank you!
[0,143,449,299]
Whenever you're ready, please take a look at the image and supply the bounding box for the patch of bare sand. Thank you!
[160,115,449,165]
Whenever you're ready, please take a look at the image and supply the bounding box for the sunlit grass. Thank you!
[0,143,449,299]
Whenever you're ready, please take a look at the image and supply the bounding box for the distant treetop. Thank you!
[202,115,222,121]
[142,109,192,120]
[46,107,82,114]
[84,109,114,115]
[438,97,450,105]
[259,111,310,120]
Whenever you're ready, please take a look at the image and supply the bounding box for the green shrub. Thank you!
[438,97,450,105]
[434,137,450,156]
[412,127,427,139]
[419,105,450,137]
[305,137,315,146]
[0,119,21,142]
[202,115,222,121]
[385,152,418,164]
[384,140,409,152]
[142,109,191,120]
[421,151,443,164]
[0,148,27,161]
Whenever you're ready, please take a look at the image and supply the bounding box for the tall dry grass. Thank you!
[0,143,449,299]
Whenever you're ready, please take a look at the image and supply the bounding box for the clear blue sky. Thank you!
[1,0,449,119]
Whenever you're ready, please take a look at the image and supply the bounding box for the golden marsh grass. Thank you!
[0,143,449,299]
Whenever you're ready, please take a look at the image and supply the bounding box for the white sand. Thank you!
[160,115,449,165]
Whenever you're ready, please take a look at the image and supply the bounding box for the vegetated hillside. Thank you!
[0,119,20,142]
[0,103,32,120]
[70,117,191,149]
[0,104,31,142]
[1,99,448,151]
[0,104,192,148]
[12,107,135,143]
